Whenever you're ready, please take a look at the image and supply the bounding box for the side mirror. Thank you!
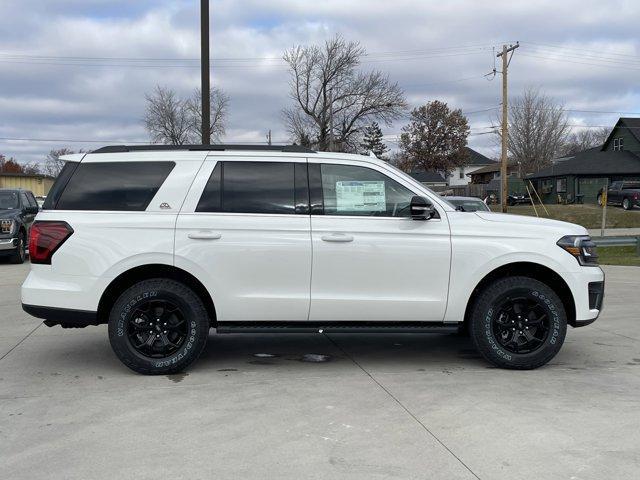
[25,206,39,215]
[410,196,435,220]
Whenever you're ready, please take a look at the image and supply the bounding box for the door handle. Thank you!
[321,234,354,243]
[188,232,222,240]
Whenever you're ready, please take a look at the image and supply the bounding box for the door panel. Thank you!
[175,157,312,321]
[308,160,451,322]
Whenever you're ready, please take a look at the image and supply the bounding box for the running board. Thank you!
[216,321,459,334]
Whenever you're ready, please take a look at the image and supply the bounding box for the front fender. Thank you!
[444,250,574,323]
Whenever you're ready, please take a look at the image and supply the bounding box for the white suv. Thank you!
[22,145,604,374]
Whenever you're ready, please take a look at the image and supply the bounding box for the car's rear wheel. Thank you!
[469,276,567,369]
[622,198,632,210]
[597,194,603,206]
[108,279,210,375]
[9,231,26,264]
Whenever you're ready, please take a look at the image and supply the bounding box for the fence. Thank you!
[592,236,640,256]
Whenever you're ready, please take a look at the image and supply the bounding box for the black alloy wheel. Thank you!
[492,295,550,354]
[126,299,188,358]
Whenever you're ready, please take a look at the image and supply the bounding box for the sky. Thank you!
[1,0,640,166]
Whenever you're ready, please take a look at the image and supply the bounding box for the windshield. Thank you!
[0,191,19,210]
[447,198,490,212]
[381,162,456,209]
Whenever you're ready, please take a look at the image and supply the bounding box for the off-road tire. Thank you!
[108,279,210,375]
[470,276,567,369]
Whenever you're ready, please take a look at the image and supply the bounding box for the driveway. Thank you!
[1,263,639,480]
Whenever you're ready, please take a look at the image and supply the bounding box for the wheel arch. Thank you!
[97,264,217,326]
[462,261,577,331]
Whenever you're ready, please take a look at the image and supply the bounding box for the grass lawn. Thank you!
[489,204,640,229]
[597,246,640,267]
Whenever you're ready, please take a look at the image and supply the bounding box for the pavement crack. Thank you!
[591,326,639,342]
[0,323,42,362]
[324,334,482,480]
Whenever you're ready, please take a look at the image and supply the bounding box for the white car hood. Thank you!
[474,212,587,235]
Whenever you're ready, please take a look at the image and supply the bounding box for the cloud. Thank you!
[0,0,639,164]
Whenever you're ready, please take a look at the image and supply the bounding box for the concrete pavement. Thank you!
[1,262,639,479]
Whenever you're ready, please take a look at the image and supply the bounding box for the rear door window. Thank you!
[197,161,305,215]
[55,162,175,211]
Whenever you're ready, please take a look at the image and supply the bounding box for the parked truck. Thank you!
[598,181,640,210]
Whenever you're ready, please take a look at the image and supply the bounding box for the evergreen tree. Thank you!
[360,122,388,158]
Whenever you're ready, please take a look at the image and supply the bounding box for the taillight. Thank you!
[29,221,73,265]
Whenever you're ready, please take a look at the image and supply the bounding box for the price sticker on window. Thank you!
[335,181,386,212]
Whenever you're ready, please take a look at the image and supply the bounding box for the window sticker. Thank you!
[335,180,386,212]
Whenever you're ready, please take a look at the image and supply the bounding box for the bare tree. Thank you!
[561,127,610,155]
[283,35,407,152]
[144,86,230,145]
[144,86,191,145]
[44,148,74,177]
[495,88,570,172]
[398,101,470,175]
[186,87,230,143]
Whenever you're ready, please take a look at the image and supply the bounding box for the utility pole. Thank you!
[200,0,210,145]
[496,42,519,212]
[266,130,272,145]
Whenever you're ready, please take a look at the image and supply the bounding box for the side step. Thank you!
[216,321,459,334]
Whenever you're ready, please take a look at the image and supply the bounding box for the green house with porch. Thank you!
[528,118,640,204]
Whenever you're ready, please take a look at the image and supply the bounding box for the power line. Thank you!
[0,46,496,69]
[519,52,640,72]
[522,41,640,60]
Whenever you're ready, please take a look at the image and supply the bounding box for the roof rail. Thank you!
[91,144,316,154]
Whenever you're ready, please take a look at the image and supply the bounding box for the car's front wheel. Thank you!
[108,279,210,375]
[469,276,567,369]
[9,231,26,264]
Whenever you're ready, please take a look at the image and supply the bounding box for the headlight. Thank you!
[1,219,14,234]
[557,235,598,266]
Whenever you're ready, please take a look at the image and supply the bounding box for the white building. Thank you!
[447,148,497,186]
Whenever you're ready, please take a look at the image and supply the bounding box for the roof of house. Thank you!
[468,161,516,175]
[602,117,640,150]
[528,149,640,179]
[465,147,496,166]
[408,171,447,183]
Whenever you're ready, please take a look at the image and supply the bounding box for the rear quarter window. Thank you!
[54,162,175,211]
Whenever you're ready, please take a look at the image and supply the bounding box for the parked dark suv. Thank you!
[0,188,39,263]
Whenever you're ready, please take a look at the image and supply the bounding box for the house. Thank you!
[448,147,497,186]
[468,161,520,184]
[0,172,55,197]
[408,170,448,188]
[528,118,640,204]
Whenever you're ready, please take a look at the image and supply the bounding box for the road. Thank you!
[1,262,639,480]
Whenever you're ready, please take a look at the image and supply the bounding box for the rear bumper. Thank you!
[22,304,99,328]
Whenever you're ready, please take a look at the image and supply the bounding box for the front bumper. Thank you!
[569,266,605,327]
[0,237,18,251]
